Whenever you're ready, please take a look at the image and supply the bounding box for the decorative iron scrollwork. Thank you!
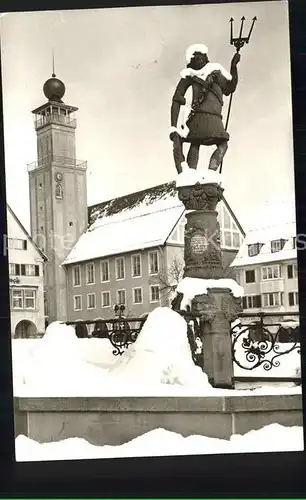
[231,322,300,371]
[67,311,147,356]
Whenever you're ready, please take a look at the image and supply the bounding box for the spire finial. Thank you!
[52,48,56,78]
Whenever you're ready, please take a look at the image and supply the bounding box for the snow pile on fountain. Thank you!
[15,423,304,461]
[19,322,109,396]
[109,307,212,390]
[175,277,244,310]
[176,166,223,188]
[14,308,212,396]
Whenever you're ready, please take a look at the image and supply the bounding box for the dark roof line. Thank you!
[88,181,176,226]
[88,180,175,214]
[88,180,245,237]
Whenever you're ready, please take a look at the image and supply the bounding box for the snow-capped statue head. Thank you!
[186,44,209,69]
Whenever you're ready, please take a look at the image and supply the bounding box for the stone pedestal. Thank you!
[176,181,242,389]
[177,182,224,279]
[192,288,242,388]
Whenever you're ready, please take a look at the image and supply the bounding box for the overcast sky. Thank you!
[0,1,295,233]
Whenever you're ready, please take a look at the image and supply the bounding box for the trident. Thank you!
[220,16,257,174]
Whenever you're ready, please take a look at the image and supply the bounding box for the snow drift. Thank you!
[15,423,304,461]
[109,307,211,389]
[14,307,212,397]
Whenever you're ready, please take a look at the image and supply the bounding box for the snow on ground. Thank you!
[176,167,223,188]
[12,307,302,398]
[16,322,112,396]
[176,276,244,310]
[15,423,304,461]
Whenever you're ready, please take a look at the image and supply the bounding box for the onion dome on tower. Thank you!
[43,72,66,103]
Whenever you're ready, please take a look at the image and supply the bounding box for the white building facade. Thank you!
[231,221,298,314]
[7,205,47,337]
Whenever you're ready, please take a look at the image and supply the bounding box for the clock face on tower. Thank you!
[55,172,63,182]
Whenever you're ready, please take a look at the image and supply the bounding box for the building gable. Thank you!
[218,201,244,250]
[7,205,47,262]
[166,200,244,251]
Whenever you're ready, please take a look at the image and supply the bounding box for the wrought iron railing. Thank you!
[175,309,203,365]
[66,305,147,356]
[231,312,300,373]
[34,114,77,130]
[65,307,301,377]
[27,155,87,172]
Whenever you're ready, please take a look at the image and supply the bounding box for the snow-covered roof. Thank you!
[63,181,243,266]
[88,182,179,227]
[63,205,183,265]
[63,182,182,265]
[231,221,297,268]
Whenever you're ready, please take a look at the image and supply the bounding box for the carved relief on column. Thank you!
[192,288,242,325]
[184,210,223,279]
[177,182,224,280]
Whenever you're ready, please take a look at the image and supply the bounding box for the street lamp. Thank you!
[113,304,126,318]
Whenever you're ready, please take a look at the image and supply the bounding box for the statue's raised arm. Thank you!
[221,52,240,95]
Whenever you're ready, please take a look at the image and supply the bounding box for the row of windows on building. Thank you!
[9,263,40,277]
[248,237,296,257]
[72,251,159,287]
[242,264,298,284]
[242,291,299,309]
[73,285,160,311]
[11,288,37,310]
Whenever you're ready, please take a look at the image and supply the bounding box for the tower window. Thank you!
[69,221,73,227]
[55,183,63,199]
[39,183,42,189]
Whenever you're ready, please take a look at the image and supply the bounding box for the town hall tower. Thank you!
[28,72,88,323]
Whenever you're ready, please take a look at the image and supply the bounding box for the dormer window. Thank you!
[55,183,63,199]
[248,243,263,257]
[271,239,286,253]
